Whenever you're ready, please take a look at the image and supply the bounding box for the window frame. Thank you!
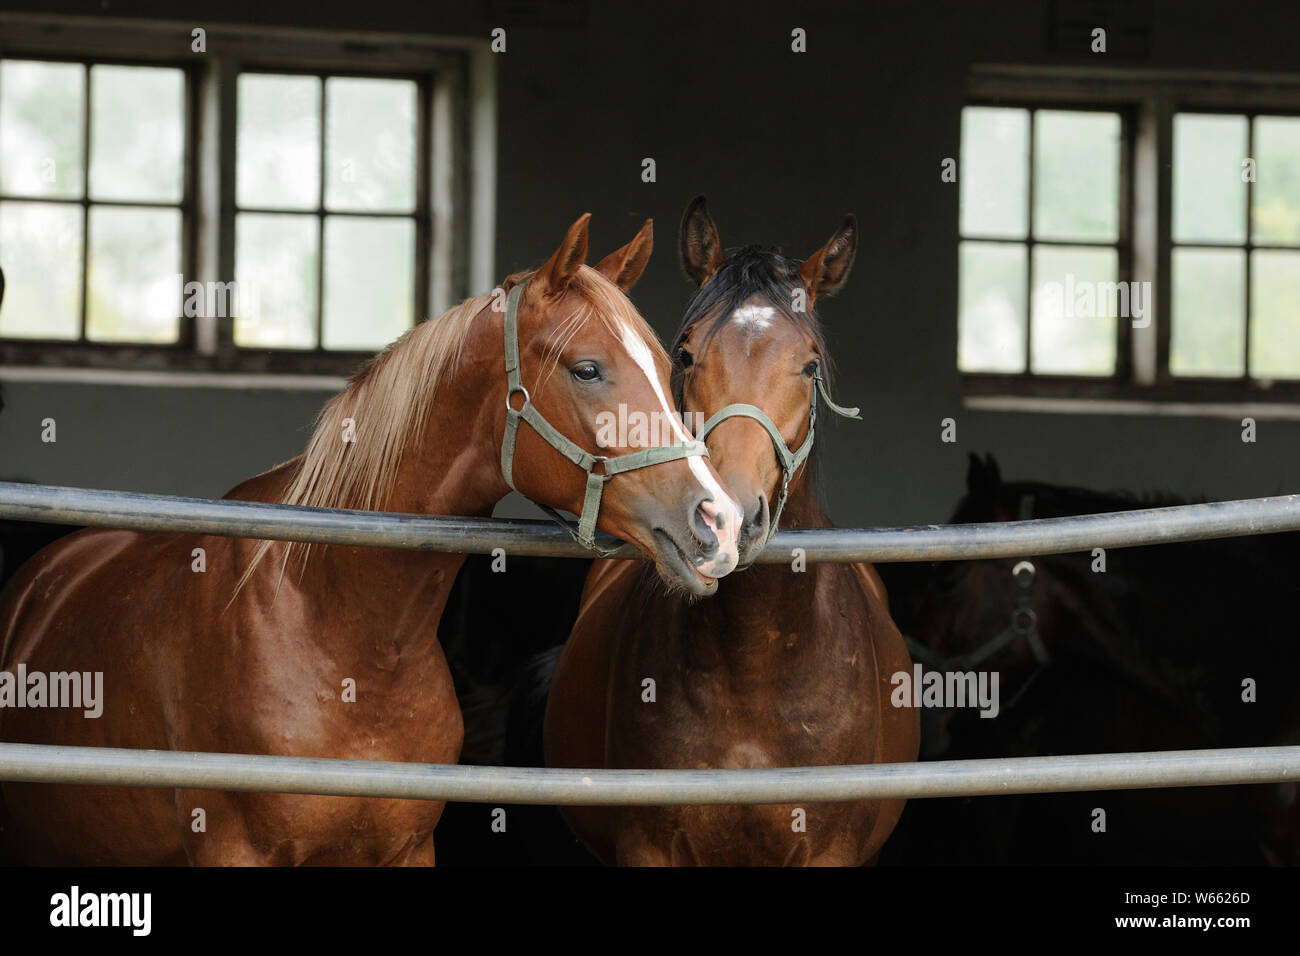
[962,64,1300,408]
[1167,105,1300,384]
[0,13,493,379]
[230,65,431,356]
[0,54,201,353]
[959,99,1135,382]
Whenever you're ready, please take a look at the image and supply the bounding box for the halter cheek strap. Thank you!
[694,373,860,543]
[500,281,710,555]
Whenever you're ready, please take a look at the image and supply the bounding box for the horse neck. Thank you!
[258,316,511,645]
[689,470,830,663]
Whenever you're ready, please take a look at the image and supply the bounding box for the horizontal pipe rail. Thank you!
[2,481,1300,562]
[0,743,1296,804]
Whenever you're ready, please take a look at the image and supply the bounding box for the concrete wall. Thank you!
[2,0,1299,524]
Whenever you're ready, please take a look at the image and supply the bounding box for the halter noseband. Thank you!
[693,371,861,544]
[499,281,710,556]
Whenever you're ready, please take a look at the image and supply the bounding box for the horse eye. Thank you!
[676,348,694,369]
[803,360,819,377]
[571,362,602,383]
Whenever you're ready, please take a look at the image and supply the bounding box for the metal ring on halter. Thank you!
[1011,606,1037,636]
[505,384,530,412]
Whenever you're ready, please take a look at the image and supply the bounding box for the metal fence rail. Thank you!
[3,480,1300,562]
[0,742,1296,804]
[3,481,1297,808]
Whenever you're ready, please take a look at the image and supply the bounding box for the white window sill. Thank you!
[964,393,1300,420]
[0,366,348,391]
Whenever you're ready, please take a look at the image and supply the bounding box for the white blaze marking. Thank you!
[732,304,776,356]
[617,323,742,559]
[731,304,776,331]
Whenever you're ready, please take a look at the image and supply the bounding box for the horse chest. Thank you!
[615,658,878,771]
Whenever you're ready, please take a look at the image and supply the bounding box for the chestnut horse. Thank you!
[544,199,919,865]
[0,214,742,865]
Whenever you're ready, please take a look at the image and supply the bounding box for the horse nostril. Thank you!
[692,498,725,556]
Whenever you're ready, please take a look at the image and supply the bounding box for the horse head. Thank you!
[671,197,859,566]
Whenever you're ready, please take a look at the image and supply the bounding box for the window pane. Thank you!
[237,74,320,210]
[323,216,414,350]
[235,213,318,348]
[1173,113,1247,243]
[325,78,416,213]
[1250,250,1300,379]
[89,65,184,203]
[959,107,1028,239]
[1170,248,1245,377]
[86,206,182,342]
[0,201,82,338]
[958,240,1026,372]
[0,60,85,199]
[1251,116,1300,246]
[1033,110,1120,242]
[1030,245,1118,375]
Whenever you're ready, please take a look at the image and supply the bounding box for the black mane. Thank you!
[671,245,829,364]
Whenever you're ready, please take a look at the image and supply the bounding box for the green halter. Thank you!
[694,372,861,544]
[500,281,711,555]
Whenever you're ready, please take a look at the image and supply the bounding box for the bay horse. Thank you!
[0,213,743,865]
[544,198,919,865]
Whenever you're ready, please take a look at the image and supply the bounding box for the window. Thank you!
[959,106,1126,376]
[0,60,189,344]
[0,15,491,378]
[960,66,1300,408]
[1171,112,1300,381]
[234,73,420,352]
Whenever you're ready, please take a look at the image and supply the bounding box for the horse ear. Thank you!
[594,219,653,291]
[966,452,1003,495]
[983,453,1002,487]
[798,215,857,302]
[536,213,591,293]
[966,452,985,493]
[679,195,724,287]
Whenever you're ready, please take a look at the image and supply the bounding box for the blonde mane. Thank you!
[233,264,666,598]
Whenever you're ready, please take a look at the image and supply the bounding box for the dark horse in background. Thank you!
[879,454,1300,865]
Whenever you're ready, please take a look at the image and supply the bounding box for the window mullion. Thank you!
[180,62,200,353]
[1152,95,1175,386]
[79,62,90,342]
[414,75,432,324]
[1024,108,1035,376]
[1243,114,1254,380]
[1114,108,1133,383]
[207,55,239,364]
[316,75,326,351]
[1131,96,1165,386]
